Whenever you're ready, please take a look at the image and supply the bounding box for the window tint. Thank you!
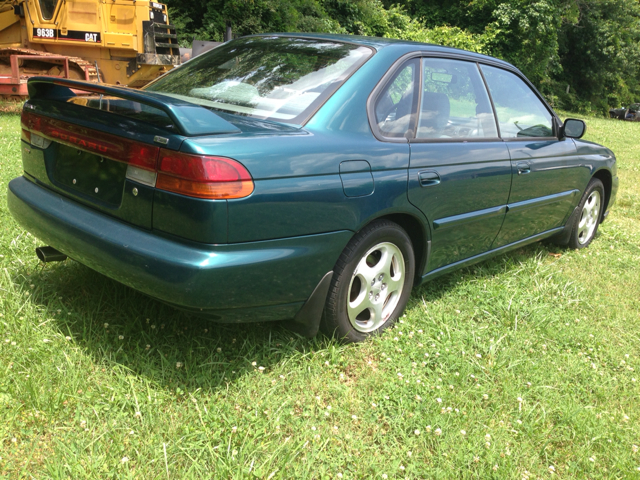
[417,59,497,140]
[38,0,58,20]
[480,65,554,138]
[374,58,419,138]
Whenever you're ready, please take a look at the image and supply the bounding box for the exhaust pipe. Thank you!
[36,246,67,263]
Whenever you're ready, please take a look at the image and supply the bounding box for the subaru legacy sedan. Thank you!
[8,34,617,342]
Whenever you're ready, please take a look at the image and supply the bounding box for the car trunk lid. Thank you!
[20,78,245,236]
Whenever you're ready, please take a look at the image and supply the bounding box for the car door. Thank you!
[407,57,512,272]
[480,65,584,248]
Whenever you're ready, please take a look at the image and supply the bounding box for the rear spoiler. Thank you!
[26,77,241,137]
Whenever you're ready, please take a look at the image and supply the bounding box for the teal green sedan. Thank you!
[8,34,618,342]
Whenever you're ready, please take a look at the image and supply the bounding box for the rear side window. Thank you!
[417,58,498,140]
[374,58,419,138]
[146,36,372,125]
[480,65,554,138]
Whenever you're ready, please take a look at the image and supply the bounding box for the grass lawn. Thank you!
[0,108,639,479]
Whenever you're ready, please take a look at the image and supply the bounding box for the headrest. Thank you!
[420,92,450,132]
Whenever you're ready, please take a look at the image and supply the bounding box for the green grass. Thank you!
[1,111,639,479]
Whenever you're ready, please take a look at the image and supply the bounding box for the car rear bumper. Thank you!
[8,176,350,320]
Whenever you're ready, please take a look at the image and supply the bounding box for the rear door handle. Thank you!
[419,171,441,187]
[516,162,531,175]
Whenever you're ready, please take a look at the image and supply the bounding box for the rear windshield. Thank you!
[145,36,373,125]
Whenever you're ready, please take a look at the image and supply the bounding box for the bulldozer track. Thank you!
[0,48,99,82]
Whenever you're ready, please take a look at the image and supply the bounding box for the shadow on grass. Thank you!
[14,239,563,393]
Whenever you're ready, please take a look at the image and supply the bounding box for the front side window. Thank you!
[373,58,419,138]
[146,36,372,124]
[480,65,554,138]
[38,0,59,20]
[417,58,498,140]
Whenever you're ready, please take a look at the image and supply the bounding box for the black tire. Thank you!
[321,219,415,342]
[567,178,605,249]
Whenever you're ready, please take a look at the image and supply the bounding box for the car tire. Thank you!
[321,219,415,342]
[567,178,605,249]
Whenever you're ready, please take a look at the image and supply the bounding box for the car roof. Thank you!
[249,32,515,70]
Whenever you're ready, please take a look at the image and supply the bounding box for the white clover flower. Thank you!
[176,362,183,369]
[135,411,141,417]
[251,361,257,366]
[425,425,431,432]
[473,456,479,463]
[436,398,442,403]
[485,442,491,448]
[145,345,150,350]
[434,428,442,436]
[493,465,498,471]
[414,429,420,435]
[483,394,489,400]
[382,475,388,479]
[589,457,595,462]
[216,347,221,353]
[104,323,109,328]
[352,415,357,420]
[407,451,412,457]
[399,465,405,470]
[476,353,482,358]
[258,366,265,371]
[121,457,129,463]
[327,405,332,410]
[232,426,237,432]
[119,335,124,340]
[311,426,316,431]
[460,430,466,435]
[65,336,71,341]
[548,465,555,472]
[633,444,638,453]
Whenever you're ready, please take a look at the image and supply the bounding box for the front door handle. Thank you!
[419,171,441,187]
[516,162,531,175]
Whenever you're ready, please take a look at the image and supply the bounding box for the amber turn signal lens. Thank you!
[156,149,254,199]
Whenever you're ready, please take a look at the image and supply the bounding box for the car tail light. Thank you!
[21,110,254,200]
[21,110,158,171]
[156,149,254,199]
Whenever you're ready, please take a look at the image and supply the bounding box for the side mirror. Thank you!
[562,118,586,139]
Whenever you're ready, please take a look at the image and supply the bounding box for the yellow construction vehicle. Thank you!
[0,0,180,96]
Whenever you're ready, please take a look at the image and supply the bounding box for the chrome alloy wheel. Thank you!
[347,242,405,333]
[577,190,601,244]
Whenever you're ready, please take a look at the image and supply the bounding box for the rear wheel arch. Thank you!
[356,212,430,283]
[592,168,612,221]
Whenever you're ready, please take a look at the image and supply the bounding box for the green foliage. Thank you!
[165,0,640,113]
[555,0,640,114]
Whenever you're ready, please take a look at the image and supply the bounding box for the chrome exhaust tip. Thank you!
[35,246,67,263]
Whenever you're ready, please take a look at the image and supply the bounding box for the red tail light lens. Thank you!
[21,110,159,171]
[21,110,253,200]
[156,149,254,199]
